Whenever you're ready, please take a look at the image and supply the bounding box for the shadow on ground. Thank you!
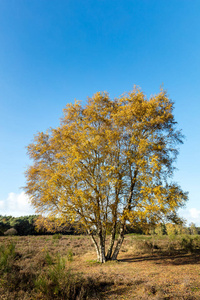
[118,252,200,266]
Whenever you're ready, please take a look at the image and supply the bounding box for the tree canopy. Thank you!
[24,87,188,262]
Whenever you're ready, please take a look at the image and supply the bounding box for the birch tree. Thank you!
[24,87,188,262]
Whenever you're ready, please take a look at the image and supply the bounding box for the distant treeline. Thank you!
[0,215,199,236]
[127,222,200,236]
[0,215,85,236]
[0,215,38,236]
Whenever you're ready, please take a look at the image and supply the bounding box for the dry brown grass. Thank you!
[0,234,200,299]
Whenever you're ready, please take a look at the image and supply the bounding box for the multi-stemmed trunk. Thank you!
[88,169,138,263]
[88,220,126,263]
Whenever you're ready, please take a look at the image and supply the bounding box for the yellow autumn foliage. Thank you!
[24,86,188,262]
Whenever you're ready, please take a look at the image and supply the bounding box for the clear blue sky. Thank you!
[0,0,200,225]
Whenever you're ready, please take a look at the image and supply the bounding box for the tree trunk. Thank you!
[88,231,100,262]
[99,240,106,263]
[106,220,117,260]
[98,228,106,263]
[111,222,126,260]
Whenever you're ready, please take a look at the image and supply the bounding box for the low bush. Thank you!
[0,243,112,299]
[180,236,199,253]
[0,242,17,273]
[132,240,155,254]
[35,255,81,299]
[34,253,111,299]
[52,233,62,240]
[45,251,54,265]
[67,249,74,262]
[0,242,36,294]
[4,228,18,236]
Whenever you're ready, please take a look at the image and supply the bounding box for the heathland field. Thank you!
[0,234,200,299]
